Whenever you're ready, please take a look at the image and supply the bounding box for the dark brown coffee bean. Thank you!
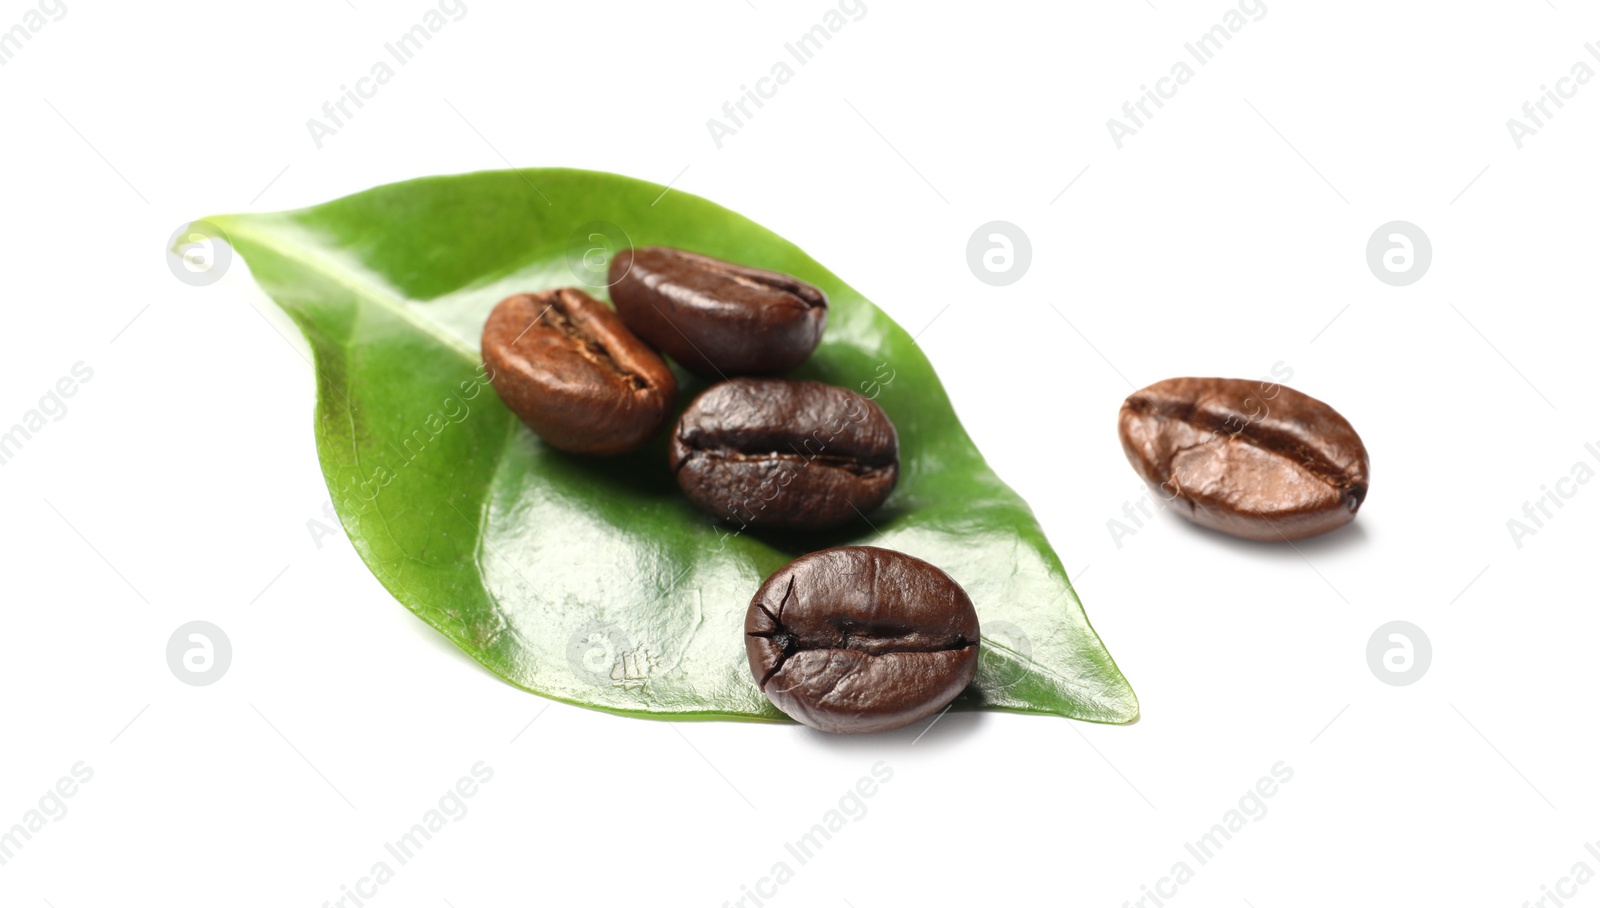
[608,246,827,377]
[1118,377,1370,541]
[669,378,897,531]
[481,288,676,456]
[746,546,980,734]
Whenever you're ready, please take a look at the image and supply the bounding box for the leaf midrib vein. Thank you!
[219,216,481,363]
[222,215,499,578]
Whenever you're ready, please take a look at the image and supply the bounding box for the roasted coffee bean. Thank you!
[608,246,827,377]
[1118,377,1370,541]
[481,288,676,456]
[669,378,897,531]
[746,546,980,734]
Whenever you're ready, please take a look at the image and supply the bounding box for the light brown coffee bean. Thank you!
[481,288,676,456]
[1118,377,1370,541]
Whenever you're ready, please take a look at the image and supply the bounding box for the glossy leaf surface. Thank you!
[208,169,1137,724]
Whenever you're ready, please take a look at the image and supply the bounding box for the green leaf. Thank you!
[205,168,1137,724]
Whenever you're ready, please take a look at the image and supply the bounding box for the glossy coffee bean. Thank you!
[669,378,897,530]
[746,546,980,734]
[1118,377,1370,541]
[481,288,676,456]
[608,246,828,377]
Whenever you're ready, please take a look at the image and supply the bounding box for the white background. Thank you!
[3,1,1598,905]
